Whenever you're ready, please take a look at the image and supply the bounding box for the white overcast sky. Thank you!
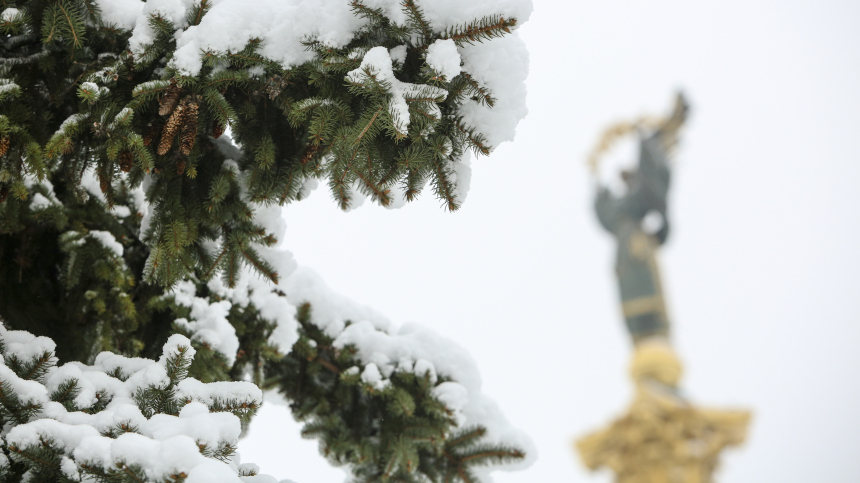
[240,0,860,481]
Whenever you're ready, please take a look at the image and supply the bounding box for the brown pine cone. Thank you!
[176,159,186,176]
[143,121,161,146]
[300,142,320,164]
[212,121,225,139]
[158,79,181,116]
[158,99,188,155]
[180,100,198,155]
[98,170,109,194]
[119,150,134,172]
[0,136,9,157]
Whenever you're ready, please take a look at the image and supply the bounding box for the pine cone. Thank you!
[119,150,134,172]
[158,79,181,116]
[176,159,186,176]
[143,121,161,146]
[0,136,9,157]
[158,99,188,155]
[301,142,320,164]
[98,170,109,195]
[212,121,225,139]
[180,100,198,155]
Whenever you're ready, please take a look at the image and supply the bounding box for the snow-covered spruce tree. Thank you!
[0,0,533,481]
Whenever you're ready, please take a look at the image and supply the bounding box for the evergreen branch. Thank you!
[441,16,516,46]
[355,171,391,207]
[40,7,60,44]
[350,1,387,24]
[132,80,171,97]
[224,246,238,288]
[330,147,362,210]
[202,88,236,126]
[401,0,433,44]
[445,426,486,450]
[454,118,490,156]
[315,357,341,375]
[57,1,85,49]
[354,106,384,146]
[51,378,80,412]
[431,158,458,211]
[7,444,61,472]
[458,447,524,464]
[117,461,147,483]
[278,170,298,203]
[204,70,249,89]
[459,72,495,107]
[239,243,278,284]
[188,0,211,26]
[23,351,56,381]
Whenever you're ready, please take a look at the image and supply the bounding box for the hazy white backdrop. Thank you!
[239,0,860,481]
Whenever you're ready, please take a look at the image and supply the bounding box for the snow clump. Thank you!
[426,39,462,80]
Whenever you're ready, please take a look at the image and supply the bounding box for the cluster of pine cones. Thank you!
[142,79,225,175]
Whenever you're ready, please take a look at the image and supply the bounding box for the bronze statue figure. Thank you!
[593,94,687,344]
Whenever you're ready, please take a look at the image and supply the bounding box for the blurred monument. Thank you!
[575,93,751,483]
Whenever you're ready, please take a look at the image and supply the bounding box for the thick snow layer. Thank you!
[176,378,262,408]
[134,0,364,75]
[170,281,239,365]
[426,39,462,80]
[7,419,101,452]
[0,324,57,363]
[432,382,469,425]
[0,364,49,405]
[281,266,394,336]
[44,364,99,409]
[459,34,530,150]
[1,8,20,22]
[160,333,198,363]
[73,432,240,482]
[94,351,154,379]
[148,402,241,450]
[94,0,144,29]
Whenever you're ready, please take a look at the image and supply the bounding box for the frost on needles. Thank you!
[0,0,533,482]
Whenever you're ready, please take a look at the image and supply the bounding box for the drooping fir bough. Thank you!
[0,0,533,481]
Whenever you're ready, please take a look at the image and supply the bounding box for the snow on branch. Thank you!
[0,323,268,482]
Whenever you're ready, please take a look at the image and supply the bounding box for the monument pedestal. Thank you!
[576,343,750,483]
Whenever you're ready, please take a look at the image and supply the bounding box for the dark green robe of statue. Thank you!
[595,131,672,342]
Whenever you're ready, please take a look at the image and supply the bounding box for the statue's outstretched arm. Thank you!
[594,186,620,234]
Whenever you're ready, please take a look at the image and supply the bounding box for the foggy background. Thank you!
[240,0,860,481]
